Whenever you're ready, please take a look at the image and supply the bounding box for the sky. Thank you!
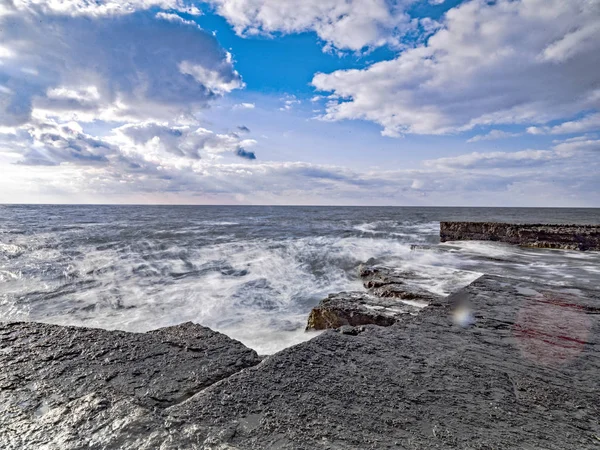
[0,0,599,206]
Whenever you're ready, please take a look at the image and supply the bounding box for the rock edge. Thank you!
[440,221,600,251]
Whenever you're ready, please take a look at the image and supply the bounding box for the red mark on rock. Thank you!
[513,291,592,366]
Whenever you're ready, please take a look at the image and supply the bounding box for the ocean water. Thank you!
[1,205,599,354]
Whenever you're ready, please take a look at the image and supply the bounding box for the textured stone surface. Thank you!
[170,275,600,449]
[306,265,438,331]
[305,291,421,330]
[440,221,600,250]
[2,276,599,449]
[0,321,261,449]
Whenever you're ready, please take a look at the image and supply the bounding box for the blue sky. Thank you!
[0,0,599,206]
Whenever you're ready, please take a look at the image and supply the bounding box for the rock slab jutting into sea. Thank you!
[2,273,599,449]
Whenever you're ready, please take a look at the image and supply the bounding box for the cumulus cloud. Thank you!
[15,120,116,166]
[0,5,243,126]
[11,0,202,16]
[155,12,199,26]
[2,122,597,206]
[111,122,257,160]
[1,119,258,167]
[205,0,415,51]
[179,56,244,95]
[2,0,598,207]
[0,0,266,201]
[312,0,600,136]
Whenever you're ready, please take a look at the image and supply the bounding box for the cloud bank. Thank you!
[206,0,416,51]
[312,0,600,136]
[1,0,598,206]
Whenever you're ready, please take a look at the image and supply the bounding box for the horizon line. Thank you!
[1,203,599,209]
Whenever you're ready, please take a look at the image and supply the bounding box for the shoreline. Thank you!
[2,272,598,449]
[2,223,599,448]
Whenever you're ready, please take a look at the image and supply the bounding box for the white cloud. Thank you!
[12,0,202,16]
[425,149,557,170]
[179,58,245,95]
[1,0,598,207]
[552,137,600,155]
[2,120,598,206]
[206,0,415,51]
[279,95,301,111]
[155,12,199,26]
[0,0,261,199]
[0,5,243,126]
[233,103,255,110]
[527,113,600,135]
[312,0,600,136]
[8,119,117,166]
[111,122,257,161]
[539,20,600,63]
[467,129,521,143]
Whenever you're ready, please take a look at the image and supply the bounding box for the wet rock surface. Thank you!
[306,265,438,330]
[2,276,599,449]
[306,291,419,330]
[440,221,600,251]
[0,321,261,449]
[169,275,600,449]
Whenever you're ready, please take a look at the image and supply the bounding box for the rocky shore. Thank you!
[2,223,600,449]
[440,221,600,250]
[306,265,438,331]
[2,261,599,449]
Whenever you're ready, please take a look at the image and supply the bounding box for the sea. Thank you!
[1,205,599,354]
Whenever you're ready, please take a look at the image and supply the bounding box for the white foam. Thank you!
[0,270,21,282]
[201,221,239,226]
[399,299,430,309]
[0,242,23,256]
[440,240,527,260]
[2,218,599,355]
[353,223,382,234]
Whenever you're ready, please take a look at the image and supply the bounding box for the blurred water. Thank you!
[0,205,598,354]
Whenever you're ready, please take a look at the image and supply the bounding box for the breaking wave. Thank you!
[0,205,598,354]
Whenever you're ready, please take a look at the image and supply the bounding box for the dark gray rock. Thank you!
[169,275,600,449]
[360,265,439,301]
[0,321,261,449]
[306,265,439,330]
[2,276,599,449]
[440,221,600,251]
[305,291,421,330]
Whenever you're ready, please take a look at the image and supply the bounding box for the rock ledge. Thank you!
[440,221,600,250]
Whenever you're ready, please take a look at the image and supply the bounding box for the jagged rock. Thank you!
[0,321,261,449]
[305,291,420,330]
[306,265,438,330]
[440,221,600,251]
[168,275,600,449]
[2,276,600,449]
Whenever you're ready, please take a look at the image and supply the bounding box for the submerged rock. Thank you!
[440,221,600,251]
[306,265,438,331]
